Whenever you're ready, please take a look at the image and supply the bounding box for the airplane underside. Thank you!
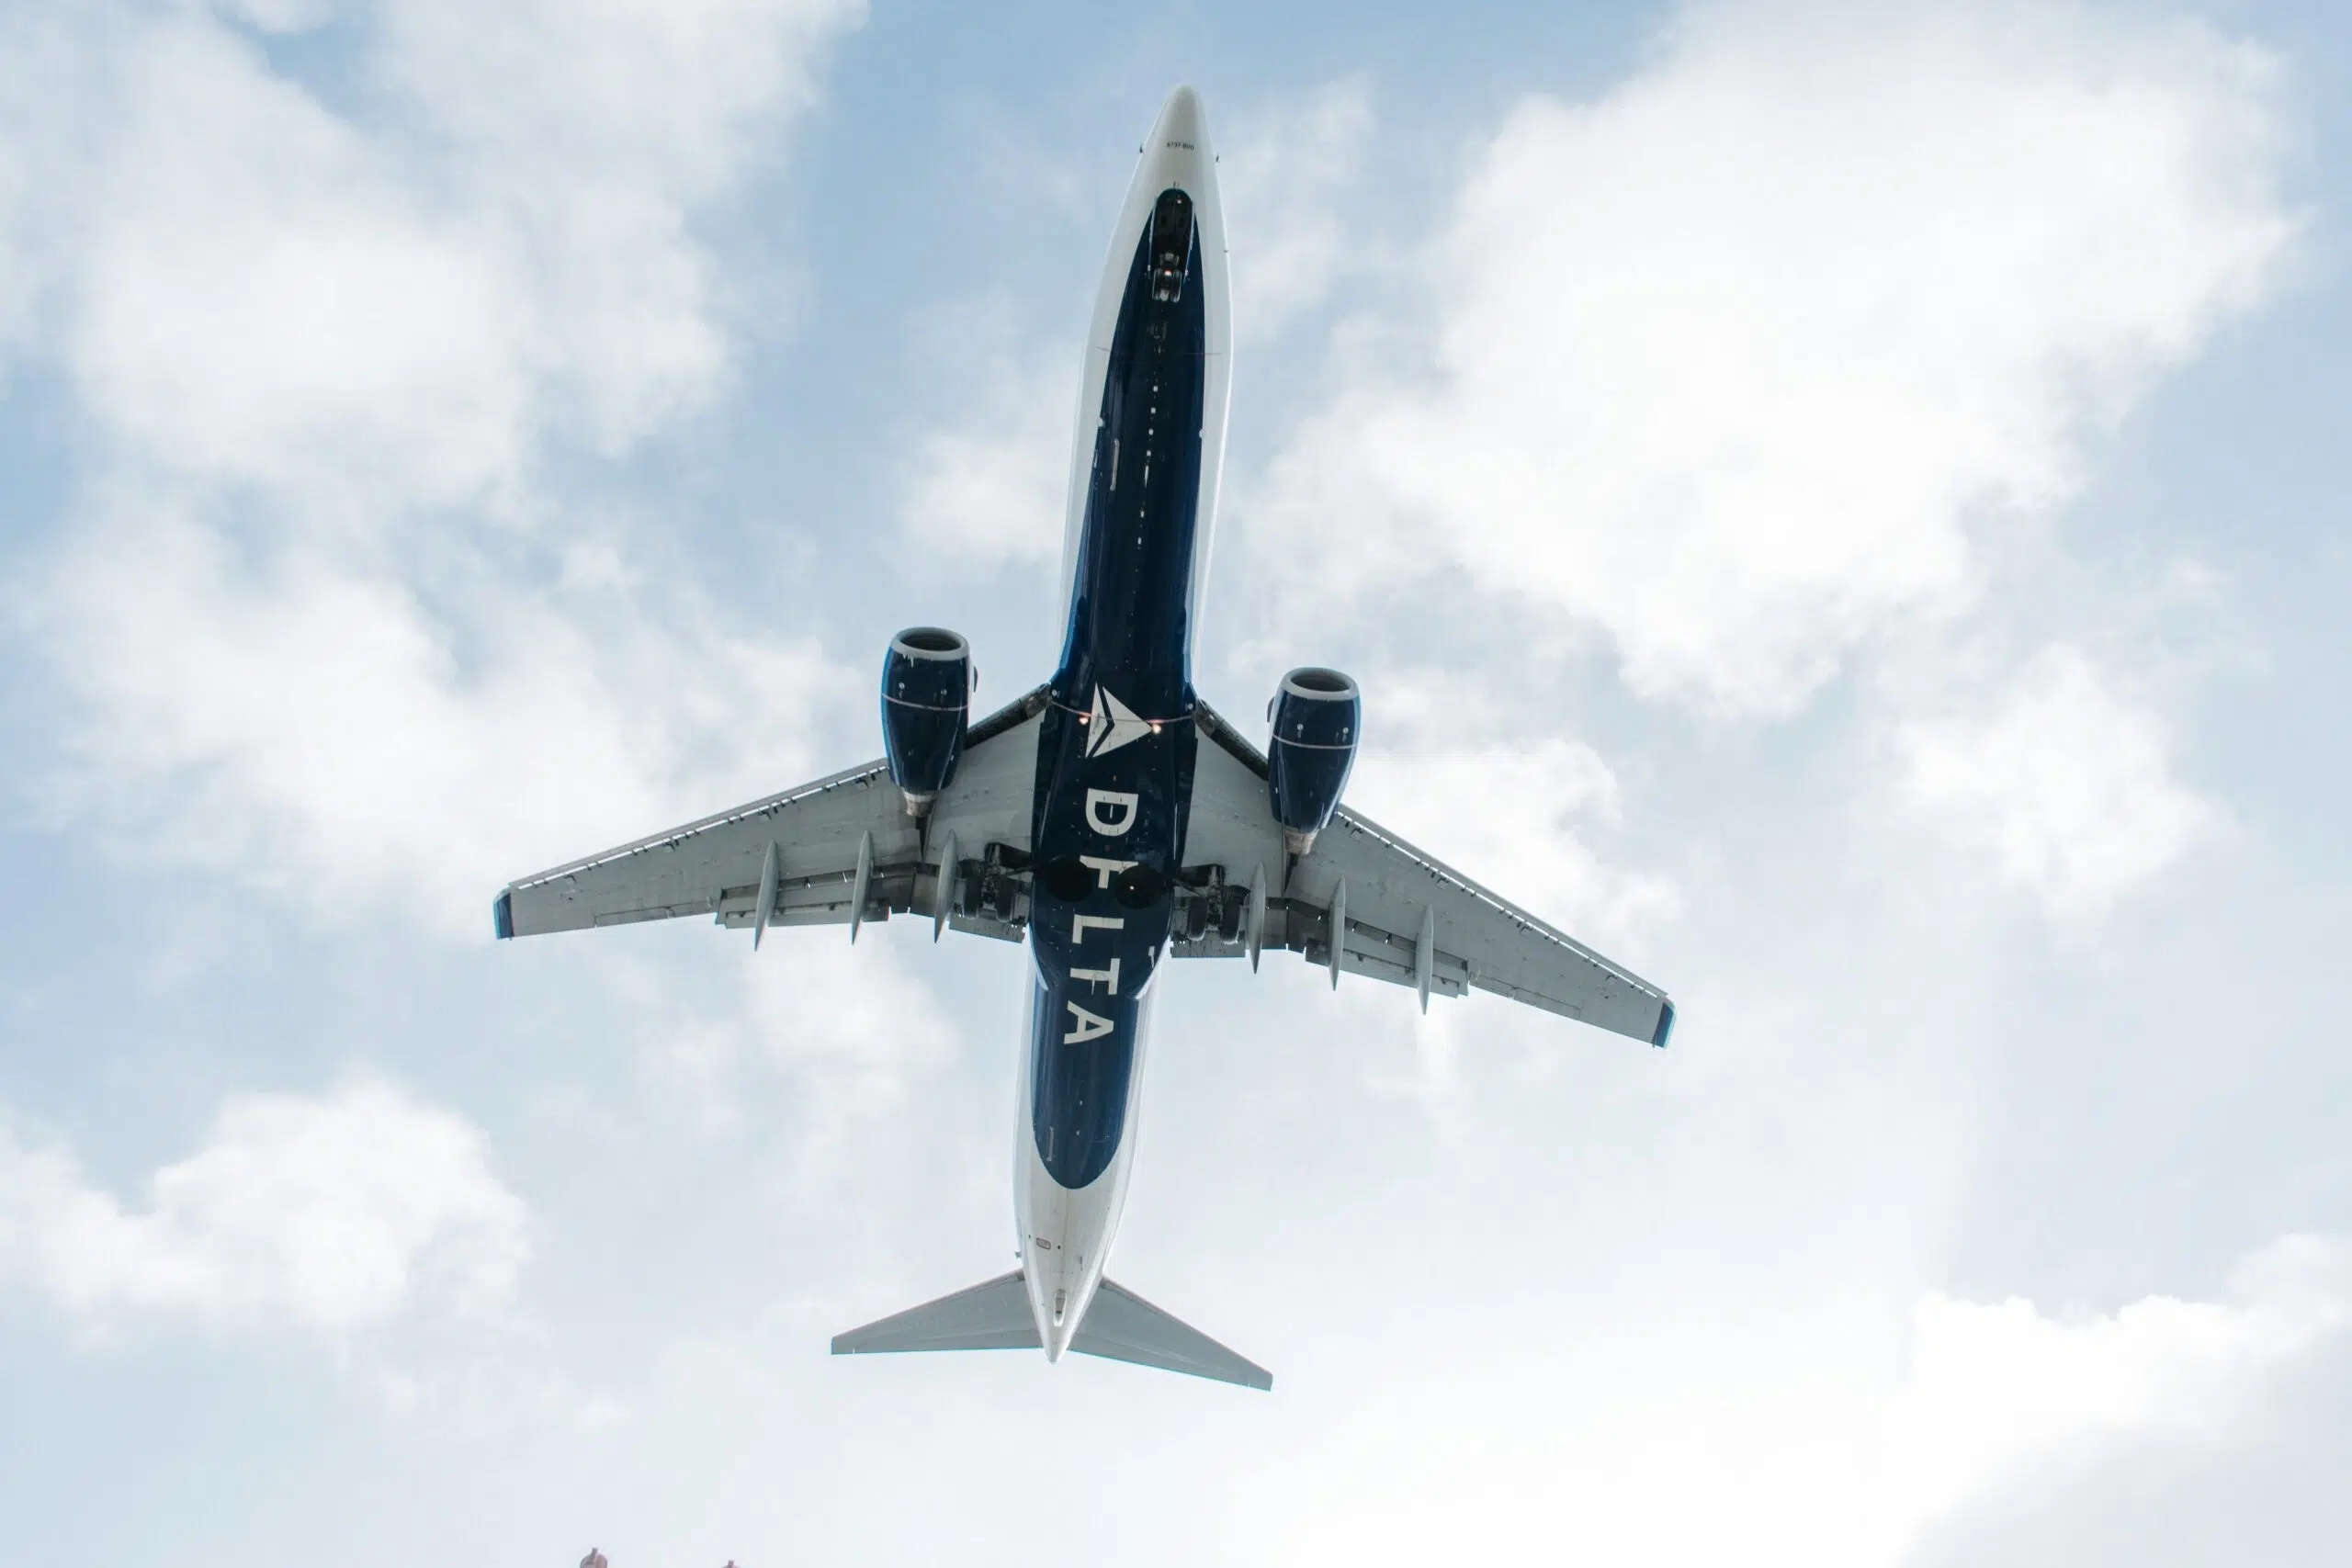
[492,85,1674,1393]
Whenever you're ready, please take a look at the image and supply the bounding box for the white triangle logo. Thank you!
[1084,684,1154,759]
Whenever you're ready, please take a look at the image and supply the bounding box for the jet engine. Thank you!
[1266,666,1360,856]
[881,626,972,816]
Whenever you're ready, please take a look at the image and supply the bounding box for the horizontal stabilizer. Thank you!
[1070,1279,1272,1391]
[831,1270,1038,1354]
[831,1271,1271,1390]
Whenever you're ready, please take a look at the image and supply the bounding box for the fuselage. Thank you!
[1016,87,1231,1359]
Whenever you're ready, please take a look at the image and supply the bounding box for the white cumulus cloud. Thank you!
[2,0,868,931]
[1267,1235,2351,1568]
[68,15,533,502]
[647,935,965,1161]
[899,319,1079,568]
[1219,77,1374,341]
[1895,643,2216,916]
[32,488,854,932]
[1247,0,2294,717]
[1891,1234,2351,1534]
[0,1079,530,1336]
[1347,733,1678,951]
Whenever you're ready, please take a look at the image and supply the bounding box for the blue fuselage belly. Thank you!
[1026,206,1208,1190]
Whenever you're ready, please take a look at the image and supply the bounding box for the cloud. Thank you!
[1891,1234,2351,1538]
[0,1079,529,1337]
[369,0,865,452]
[1246,1,2293,717]
[32,486,854,934]
[47,0,862,503]
[2,0,868,931]
[1218,77,1374,341]
[899,315,1078,568]
[645,935,965,1165]
[1347,728,1677,951]
[214,0,332,33]
[1342,735,1679,1106]
[1263,1235,2350,1568]
[1894,643,2216,917]
[67,14,531,502]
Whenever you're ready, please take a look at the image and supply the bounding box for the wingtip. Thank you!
[1651,999,1676,1049]
[492,888,514,941]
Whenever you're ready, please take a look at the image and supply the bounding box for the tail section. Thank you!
[830,1270,1037,1354]
[1071,1279,1272,1390]
[831,1270,1270,1391]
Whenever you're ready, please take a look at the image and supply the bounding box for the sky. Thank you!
[1,0,2348,1562]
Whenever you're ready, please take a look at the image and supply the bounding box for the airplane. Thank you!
[493,85,1674,1393]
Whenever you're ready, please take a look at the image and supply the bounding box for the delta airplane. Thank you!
[495,86,1674,1392]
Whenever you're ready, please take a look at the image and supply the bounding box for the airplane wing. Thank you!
[1176,701,1675,1047]
[495,685,1051,944]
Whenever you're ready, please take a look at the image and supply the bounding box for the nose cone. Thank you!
[1150,85,1211,157]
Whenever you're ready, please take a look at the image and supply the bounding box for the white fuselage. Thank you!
[1016,86,1231,1360]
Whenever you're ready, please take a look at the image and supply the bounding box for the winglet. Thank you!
[1651,999,1676,1049]
[492,889,514,941]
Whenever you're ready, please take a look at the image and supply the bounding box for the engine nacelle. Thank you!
[1266,666,1360,856]
[881,626,972,815]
